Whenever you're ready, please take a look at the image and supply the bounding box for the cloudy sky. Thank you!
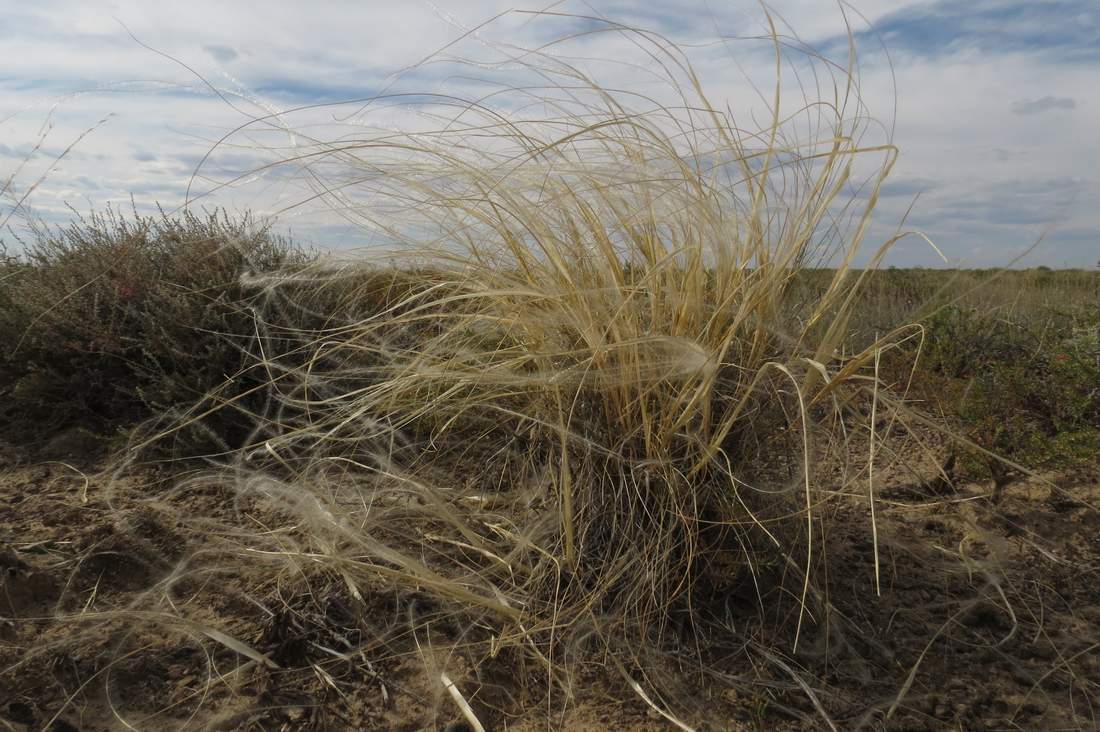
[1,0,1097,267]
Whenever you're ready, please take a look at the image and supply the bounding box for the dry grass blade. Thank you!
[441,672,486,732]
[201,628,280,670]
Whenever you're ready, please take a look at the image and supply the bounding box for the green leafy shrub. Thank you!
[0,208,313,449]
[919,306,1032,378]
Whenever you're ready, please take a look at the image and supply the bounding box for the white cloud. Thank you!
[1011,96,1077,115]
[203,45,239,64]
[2,0,1097,266]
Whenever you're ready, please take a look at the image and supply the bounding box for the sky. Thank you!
[1,0,1097,268]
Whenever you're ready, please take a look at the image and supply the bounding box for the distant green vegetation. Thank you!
[855,268,1100,479]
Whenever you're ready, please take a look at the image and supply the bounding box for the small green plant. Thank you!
[920,306,1031,378]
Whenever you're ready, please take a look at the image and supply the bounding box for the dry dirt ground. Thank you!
[1,434,1098,731]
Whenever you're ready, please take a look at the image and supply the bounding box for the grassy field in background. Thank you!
[805,266,1100,480]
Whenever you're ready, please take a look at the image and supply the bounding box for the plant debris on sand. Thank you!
[2,437,1098,729]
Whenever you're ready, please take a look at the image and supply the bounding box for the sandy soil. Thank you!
[1,435,1098,730]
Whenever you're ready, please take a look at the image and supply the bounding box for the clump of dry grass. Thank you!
[135,9,924,723]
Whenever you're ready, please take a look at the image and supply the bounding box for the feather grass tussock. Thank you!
[138,9,928,719]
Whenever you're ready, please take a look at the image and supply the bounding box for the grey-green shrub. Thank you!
[0,208,312,450]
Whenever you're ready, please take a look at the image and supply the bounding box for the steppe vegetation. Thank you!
[1,13,1098,731]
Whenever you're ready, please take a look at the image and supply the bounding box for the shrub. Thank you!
[910,304,1100,475]
[921,306,1030,378]
[0,208,312,449]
